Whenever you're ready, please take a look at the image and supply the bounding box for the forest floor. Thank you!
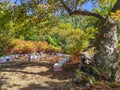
[0,55,120,90]
[0,55,75,90]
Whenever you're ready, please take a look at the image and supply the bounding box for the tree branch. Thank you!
[60,0,105,21]
[70,10,105,21]
[111,0,120,12]
[60,0,72,14]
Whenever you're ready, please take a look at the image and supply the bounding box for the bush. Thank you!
[4,39,23,54]
[10,39,26,54]
[4,39,60,54]
[22,41,36,54]
[64,29,89,55]
[4,39,36,54]
[35,41,48,53]
[46,44,62,53]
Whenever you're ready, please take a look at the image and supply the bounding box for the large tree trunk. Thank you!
[94,16,119,81]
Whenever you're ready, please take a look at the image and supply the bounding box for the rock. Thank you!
[80,52,93,65]
[112,62,119,70]
[89,79,94,85]
[86,83,90,89]
[115,72,120,82]
[40,83,49,87]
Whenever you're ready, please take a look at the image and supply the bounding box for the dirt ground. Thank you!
[0,55,74,90]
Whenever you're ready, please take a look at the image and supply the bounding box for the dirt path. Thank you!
[0,55,73,90]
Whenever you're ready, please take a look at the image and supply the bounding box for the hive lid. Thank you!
[54,63,62,66]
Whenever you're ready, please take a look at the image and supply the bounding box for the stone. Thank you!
[80,52,92,65]
[115,72,120,82]
[86,83,90,89]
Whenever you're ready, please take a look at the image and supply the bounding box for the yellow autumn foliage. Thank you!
[111,10,120,21]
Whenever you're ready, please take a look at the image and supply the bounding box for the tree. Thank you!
[1,0,120,81]
[59,0,120,81]
[0,1,14,55]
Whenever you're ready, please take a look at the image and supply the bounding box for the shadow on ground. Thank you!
[0,77,8,87]
[0,56,76,90]
[0,61,74,80]
[0,55,77,80]
[19,81,71,90]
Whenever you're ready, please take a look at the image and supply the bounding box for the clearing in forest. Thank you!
[0,55,73,90]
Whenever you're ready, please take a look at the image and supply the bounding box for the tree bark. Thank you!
[94,16,119,81]
[111,0,120,12]
[60,0,120,81]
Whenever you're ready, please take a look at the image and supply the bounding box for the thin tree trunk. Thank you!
[94,16,119,81]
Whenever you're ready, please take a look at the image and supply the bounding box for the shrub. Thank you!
[10,39,26,54]
[35,41,48,52]
[4,39,36,54]
[22,41,36,54]
[64,29,89,55]
[4,38,61,54]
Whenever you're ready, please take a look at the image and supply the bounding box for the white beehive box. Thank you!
[34,55,37,60]
[53,63,63,71]
[5,56,10,62]
[56,53,63,56]
[10,55,15,59]
[58,58,68,65]
[28,54,34,61]
[0,57,2,63]
[1,57,6,63]
[64,55,71,59]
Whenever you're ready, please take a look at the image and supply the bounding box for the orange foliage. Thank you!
[4,39,62,54]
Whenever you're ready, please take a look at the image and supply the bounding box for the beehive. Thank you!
[53,63,62,71]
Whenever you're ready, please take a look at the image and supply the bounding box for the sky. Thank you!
[10,0,21,5]
[10,0,93,10]
[8,0,93,11]
[82,1,93,11]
